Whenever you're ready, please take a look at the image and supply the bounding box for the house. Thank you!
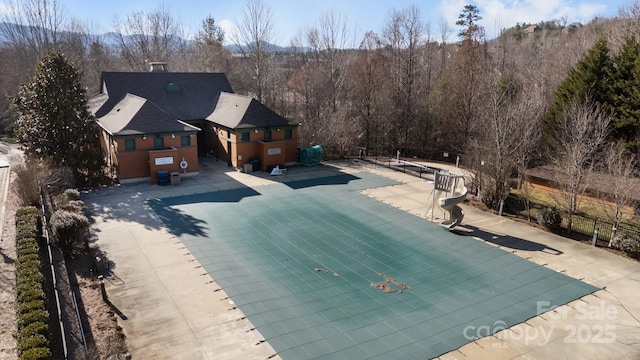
[91,63,299,183]
[94,93,200,183]
[206,92,298,173]
[524,25,539,36]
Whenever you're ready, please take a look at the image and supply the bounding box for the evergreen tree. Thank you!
[194,15,227,72]
[608,36,640,155]
[544,38,613,149]
[14,51,105,187]
[456,4,484,43]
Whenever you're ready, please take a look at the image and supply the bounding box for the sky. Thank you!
[4,0,634,45]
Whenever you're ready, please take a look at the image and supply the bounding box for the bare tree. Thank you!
[56,19,116,93]
[232,0,277,103]
[439,19,450,71]
[382,5,426,154]
[0,0,68,76]
[614,0,640,47]
[308,10,353,112]
[595,143,638,244]
[348,31,389,155]
[470,71,544,210]
[111,6,185,71]
[550,97,610,233]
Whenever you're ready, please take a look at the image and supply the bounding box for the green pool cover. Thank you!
[149,172,598,359]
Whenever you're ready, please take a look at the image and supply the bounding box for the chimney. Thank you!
[149,62,168,72]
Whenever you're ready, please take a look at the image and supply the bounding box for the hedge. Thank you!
[17,300,46,316]
[18,347,52,360]
[17,335,48,355]
[19,322,49,339]
[14,206,51,359]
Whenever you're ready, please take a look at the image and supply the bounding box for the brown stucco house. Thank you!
[91,63,299,183]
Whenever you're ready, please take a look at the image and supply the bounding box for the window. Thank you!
[125,139,136,151]
[154,136,164,149]
[285,128,292,139]
[181,135,191,146]
[241,132,250,142]
[263,130,272,142]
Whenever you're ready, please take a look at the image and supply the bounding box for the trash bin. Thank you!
[250,158,261,172]
[157,170,169,186]
[243,163,253,173]
[170,171,180,185]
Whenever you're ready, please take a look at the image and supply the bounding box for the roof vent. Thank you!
[149,62,168,72]
[166,82,180,92]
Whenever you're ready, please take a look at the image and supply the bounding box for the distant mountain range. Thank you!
[0,22,307,54]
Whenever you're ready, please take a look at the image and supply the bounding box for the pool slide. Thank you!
[434,173,468,229]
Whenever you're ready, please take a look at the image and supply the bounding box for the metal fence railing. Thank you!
[503,194,640,243]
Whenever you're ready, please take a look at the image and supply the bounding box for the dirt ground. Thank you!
[0,177,129,359]
[68,247,129,358]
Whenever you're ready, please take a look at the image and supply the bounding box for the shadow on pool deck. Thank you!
[454,224,564,255]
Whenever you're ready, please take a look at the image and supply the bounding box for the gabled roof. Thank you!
[206,92,294,129]
[97,93,200,136]
[95,72,233,120]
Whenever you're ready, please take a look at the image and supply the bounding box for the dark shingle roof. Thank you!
[95,72,233,120]
[206,92,294,129]
[97,93,200,135]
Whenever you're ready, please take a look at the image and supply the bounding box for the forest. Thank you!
[1,0,639,213]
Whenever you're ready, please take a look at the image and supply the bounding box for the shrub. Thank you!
[18,309,49,329]
[610,235,640,254]
[63,188,80,201]
[59,200,84,213]
[17,300,46,316]
[17,238,38,248]
[18,253,40,265]
[17,335,48,355]
[19,322,49,339]
[50,210,89,255]
[16,281,42,296]
[481,192,499,210]
[537,207,562,231]
[504,195,526,213]
[16,261,41,277]
[15,206,39,220]
[16,272,44,288]
[17,242,39,257]
[16,226,38,242]
[15,211,41,240]
[16,287,45,304]
[18,346,52,360]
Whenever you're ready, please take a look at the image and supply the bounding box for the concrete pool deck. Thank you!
[82,159,640,360]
